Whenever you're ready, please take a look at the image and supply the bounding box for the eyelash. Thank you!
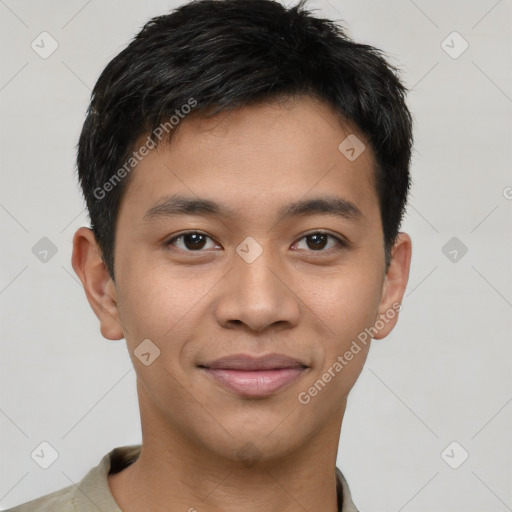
[165,231,348,253]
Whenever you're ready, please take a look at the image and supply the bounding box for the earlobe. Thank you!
[373,232,412,340]
[71,227,125,340]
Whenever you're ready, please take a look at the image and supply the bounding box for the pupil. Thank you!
[185,233,206,250]
[182,234,329,251]
[308,234,327,250]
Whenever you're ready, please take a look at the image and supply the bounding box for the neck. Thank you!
[108,388,346,512]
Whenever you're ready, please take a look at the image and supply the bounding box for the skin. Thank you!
[72,95,411,512]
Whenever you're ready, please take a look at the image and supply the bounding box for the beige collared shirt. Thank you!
[7,445,359,511]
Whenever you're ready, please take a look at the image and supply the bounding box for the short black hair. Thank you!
[77,0,413,280]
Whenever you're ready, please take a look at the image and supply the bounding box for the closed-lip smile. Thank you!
[198,353,309,397]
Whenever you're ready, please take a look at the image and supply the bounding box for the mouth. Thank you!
[198,353,309,398]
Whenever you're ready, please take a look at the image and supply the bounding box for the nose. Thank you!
[214,247,301,333]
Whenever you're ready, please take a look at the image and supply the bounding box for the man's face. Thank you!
[101,97,404,462]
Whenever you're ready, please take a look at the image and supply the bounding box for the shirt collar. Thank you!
[74,445,359,512]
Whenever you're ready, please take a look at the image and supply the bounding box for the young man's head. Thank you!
[72,0,412,481]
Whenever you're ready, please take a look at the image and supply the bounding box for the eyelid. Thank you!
[165,230,349,252]
[293,230,349,250]
[299,229,348,243]
[165,231,221,250]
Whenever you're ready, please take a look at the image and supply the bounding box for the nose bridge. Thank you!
[215,238,300,331]
[237,247,280,302]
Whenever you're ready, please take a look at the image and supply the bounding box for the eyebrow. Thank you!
[143,194,364,223]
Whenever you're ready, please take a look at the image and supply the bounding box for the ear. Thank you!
[71,227,124,340]
[373,232,412,340]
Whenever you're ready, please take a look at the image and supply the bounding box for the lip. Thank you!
[198,353,308,397]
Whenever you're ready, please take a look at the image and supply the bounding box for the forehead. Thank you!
[118,96,379,225]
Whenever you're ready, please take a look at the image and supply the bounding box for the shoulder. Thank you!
[5,445,141,512]
[5,484,76,512]
[336,467,360,512]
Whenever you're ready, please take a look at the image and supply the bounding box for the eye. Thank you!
[166,231,220,251]
[292,231,347,252]
[165,230,347,253]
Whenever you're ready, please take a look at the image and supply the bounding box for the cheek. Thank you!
[297,264,381,397]
[296,272,378,411]
[118,257,212,332]
[302,265,382,340]
[116,269,207,403]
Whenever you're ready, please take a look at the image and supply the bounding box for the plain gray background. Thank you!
[1,0,511,510]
